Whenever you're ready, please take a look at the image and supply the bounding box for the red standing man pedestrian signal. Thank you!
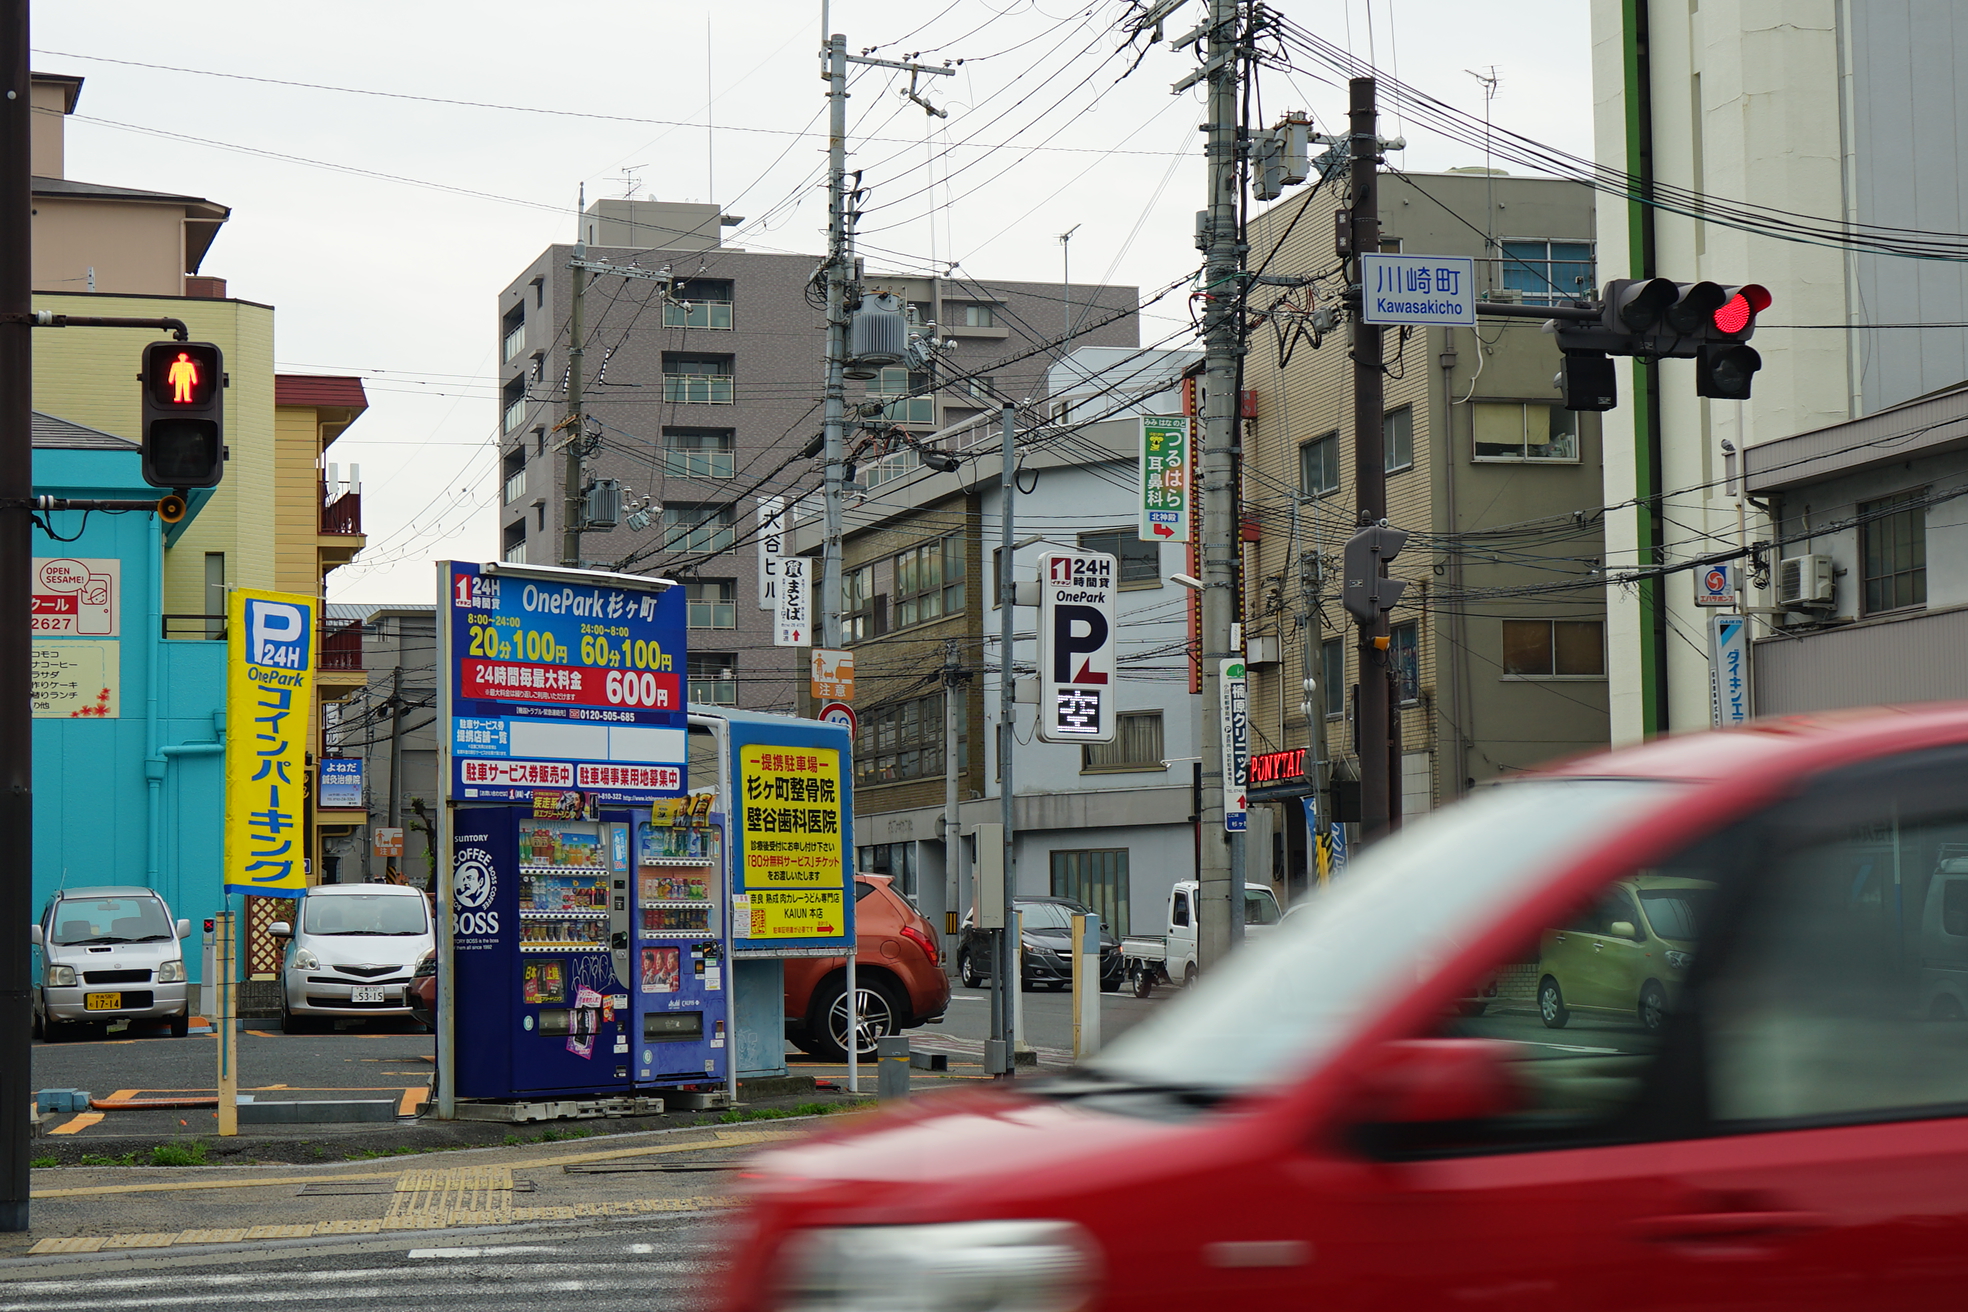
[166,351,200,404]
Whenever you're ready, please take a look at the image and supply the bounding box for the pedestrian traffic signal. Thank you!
[1341,525,1409,623]
[140,340,226,489]
[1555,349,1618,412]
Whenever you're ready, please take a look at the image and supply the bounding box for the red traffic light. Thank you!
[144,342,221,408]
[1711,284,1771,337]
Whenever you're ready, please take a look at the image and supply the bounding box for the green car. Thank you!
[1537,876,1712,1032]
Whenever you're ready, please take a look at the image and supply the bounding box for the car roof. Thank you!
[1536,703,1968,786]
[303,883,424,896]
[52,886,162,900]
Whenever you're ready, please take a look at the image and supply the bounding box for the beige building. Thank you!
[1242,169,1610,891]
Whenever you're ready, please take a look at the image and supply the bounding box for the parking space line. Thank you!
[47,1113,103,1136]
[398,1087,429,1117]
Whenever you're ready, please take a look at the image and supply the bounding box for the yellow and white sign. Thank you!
[31,641,118,718]
[223,588,315,899]
[737,744,846,940]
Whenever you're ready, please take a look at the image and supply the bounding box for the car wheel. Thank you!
[1100,975,1122,994]
[42,1017,68,1043]
[169,1012,190,1038]
[1130,968,1154,999]
[1538,976,1569,1029]
[30,996,42,1041]
[1931,994,1965,1021]
[280,1003,314,1035]
[959,952,983,989]
[1182,963,1198,988]
[811,974,901,1063]
[1638,981,1669,1032]
[1457,1001,1489,1018]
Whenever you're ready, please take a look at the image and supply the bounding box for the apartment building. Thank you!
[1241,169,1610,893]
[492,198,1137,715]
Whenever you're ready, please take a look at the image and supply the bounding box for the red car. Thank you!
[721,705,1968,1310]
[783,874,950,1062]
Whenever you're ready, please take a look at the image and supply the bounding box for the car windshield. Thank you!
[303,893,429,936]
[52,896,174,945]
[1083,779,1679,1095]
[1017,902,1076,931]
[1244,891,1281,925]
[1638,886,1710,941]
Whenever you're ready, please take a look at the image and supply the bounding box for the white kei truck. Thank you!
[1120,880,1283,997]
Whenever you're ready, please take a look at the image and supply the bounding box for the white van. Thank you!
[271,883,433,1033]
[31,886,193,1040]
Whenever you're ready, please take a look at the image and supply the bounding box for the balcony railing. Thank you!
[662,301,733,330]
[503,396,528,432]
[321,481,362,536]
[163,614,225,641]
[503,321,526,361]
[662,375,734,404]
[503,467,527,504]
[320,620,364,672]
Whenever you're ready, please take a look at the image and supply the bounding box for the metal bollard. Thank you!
[876,1035,912,1101]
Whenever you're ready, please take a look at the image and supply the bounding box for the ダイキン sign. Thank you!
[1037,549,1117,744]
[1708,613,1750,727]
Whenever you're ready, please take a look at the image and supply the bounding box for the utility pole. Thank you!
[560,186,588,569]
[942,639,963,967]
[1347,77,1395,840]
[995,402,1018,1065]
[1194,0,1246,972]
[386,667,404,882]
[0,0,30,1235]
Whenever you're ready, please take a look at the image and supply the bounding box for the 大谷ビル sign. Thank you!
[441,562,687,804]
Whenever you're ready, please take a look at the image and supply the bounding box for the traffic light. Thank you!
[140,340,226,489]
[1555,349,1618,412]
[1341,525,1409,624]
[1551,279,1771,404]
[1694,283,1770,399]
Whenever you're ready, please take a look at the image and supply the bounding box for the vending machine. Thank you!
[630,795,729,1087]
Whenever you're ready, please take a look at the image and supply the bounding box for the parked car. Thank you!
[1122,880,1282,995]
[1919,852,1968,1019]
[955,895,1123,992]
[718,705,1968,1311]
[30,886,193,1041]
[784,874,950,1062]
[271,883,433,1033]
[1536,875,1712,1031]
[406,947,436,1031]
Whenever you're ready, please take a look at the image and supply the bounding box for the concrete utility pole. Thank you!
[561,186,588,569]
[1194,0,1246,972]
[0,0,29,1234]
[386,667,404,881]
[941,640,963,965]
[995,402,1018,1063]
[1347,77,1396,839]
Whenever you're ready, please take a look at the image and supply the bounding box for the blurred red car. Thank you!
[721,706,1968,1310]
[784,874,949,1062]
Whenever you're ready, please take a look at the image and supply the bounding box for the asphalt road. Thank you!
[917,979,1170,1062]
[0,1214,721,1311]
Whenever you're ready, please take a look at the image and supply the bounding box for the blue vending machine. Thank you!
[630,796,730,1087]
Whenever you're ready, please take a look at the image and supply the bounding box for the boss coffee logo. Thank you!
[453,847,500,937]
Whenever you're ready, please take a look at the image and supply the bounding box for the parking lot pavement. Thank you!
[30,1018,435,1141]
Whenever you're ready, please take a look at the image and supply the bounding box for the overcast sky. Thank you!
[35,0,1591,603]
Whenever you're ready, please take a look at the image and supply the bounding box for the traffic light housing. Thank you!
[1341,525,1409,623]
[1555,349,1618,412]
[1551,279,1771,406]
[140,340,226,489]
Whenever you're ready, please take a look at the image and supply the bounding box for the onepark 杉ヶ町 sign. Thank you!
[1038,549,1117,744]
[440,562,686,804]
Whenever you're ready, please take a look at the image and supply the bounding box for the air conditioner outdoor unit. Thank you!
[1777,553,1835,610]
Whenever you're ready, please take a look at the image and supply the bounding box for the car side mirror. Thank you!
[28,925,42,948]
[1346,1038,1520,1129]
[268,922,292,939]
[176,919,192,940]
[1609,920,1637,940]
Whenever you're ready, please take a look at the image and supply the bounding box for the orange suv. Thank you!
[784,874,950,1061]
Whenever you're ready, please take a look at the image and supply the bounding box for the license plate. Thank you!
[351,986,387,1003]
[84,992,121,1011]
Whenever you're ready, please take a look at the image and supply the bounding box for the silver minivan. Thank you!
[31,886,193,1040]
[272,883,432,1033]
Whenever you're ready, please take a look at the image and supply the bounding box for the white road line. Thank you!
[406,1245,557,1259]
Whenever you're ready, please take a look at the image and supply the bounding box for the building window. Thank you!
[1500,239,1594,305]
[502,376,528,434]
[203,552,226,639]
[662,278,734,329]
[502,447,527,505]
[1861,491,1926,615]
[1301,431,1340,497]
[1384,405,1414,474]
[855,694,945,785]
[502,303,525,362]
[842,564,883,642]
[686,579,736,629]
[662,354,734,404]
[1050,849,1131,939]
[534,426,547,458]
[1502,619,1605,677]
[1473,402,1578,461]
[1390,621,1419,704]
[1081,711,1164,774]
[961,303,996,328]
[893,534,964,628]
[858,843,918,899]
[534,500,546,531]
[662,503,734,553]
[688,653,737,705]
[967,376,996,401]
[1321,637,1345,717]
[531,351,545,383]
[1076,530,1160,588]
[531,276,544,308]
[870,367,934,425]
[501,519,527,564]
[863,445,921,490]
[663,428,735,479]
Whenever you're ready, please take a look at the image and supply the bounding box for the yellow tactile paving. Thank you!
[26,1236,105,1254]
[98,1233,180,1249]
[243,1225,317,1240]
[176,1229,250,1244]
[384,1166,515,1229]
[313,1219,384,1235]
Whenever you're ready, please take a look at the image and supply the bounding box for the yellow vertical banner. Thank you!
[223,588,315,898]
